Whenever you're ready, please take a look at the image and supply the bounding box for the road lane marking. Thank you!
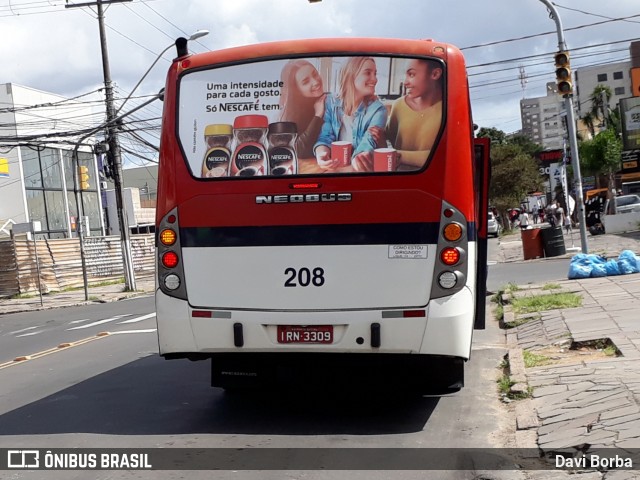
[0,334,111,370]
[111,329,157,334]
[66,314,131,330]
[68,318,92,325]
[15,331,45,338]
[0,325,158,370]
[118,313,156,324]
[10,326,41,335]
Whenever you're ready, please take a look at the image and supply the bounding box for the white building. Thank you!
[575,60,633,119]
[0,83,104,238]
[520,82,566,151]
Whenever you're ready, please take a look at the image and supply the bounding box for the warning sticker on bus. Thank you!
[388,245,428,259]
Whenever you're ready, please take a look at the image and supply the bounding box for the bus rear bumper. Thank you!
[156,288,474,360]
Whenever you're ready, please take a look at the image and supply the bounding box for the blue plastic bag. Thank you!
[590,262,607,277]
[618,250,640,275]
[605,259,621,276]
[568,254,593,279]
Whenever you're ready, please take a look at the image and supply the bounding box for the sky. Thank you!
[1,0,639,166]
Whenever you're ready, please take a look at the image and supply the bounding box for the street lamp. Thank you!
[538,0,589,254]
[116,29,209,115]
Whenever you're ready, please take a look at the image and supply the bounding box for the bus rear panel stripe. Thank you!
[179,223,476,247]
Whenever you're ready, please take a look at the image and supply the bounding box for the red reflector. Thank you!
[444,208,454,218]
[192,310,212,318]
[167,214,176,224]
[162,251,179,268]
[441,247,460,266]
[403,310,426,318]
[290,183,321,189]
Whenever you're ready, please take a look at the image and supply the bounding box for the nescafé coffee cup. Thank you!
[373,148,398,172]
[331,141,353,167]
[237,166,261,177]
[271,165,292,175]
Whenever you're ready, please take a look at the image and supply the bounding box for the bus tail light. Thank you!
[157,208,187,300]
[443,223,463,242]
[431,201,468,300]
[164,274,181,290]
[438,272,458,289]
[160,228,177,246]
[162,251,179,268]
[440,247,461,265]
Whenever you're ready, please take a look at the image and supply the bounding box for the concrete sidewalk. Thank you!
[498,227,640,264]
[499,228,640,475]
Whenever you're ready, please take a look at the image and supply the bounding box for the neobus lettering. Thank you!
[256,193,352,204]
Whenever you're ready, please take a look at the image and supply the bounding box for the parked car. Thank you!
[487,211,500,237]
[614,194,640,214]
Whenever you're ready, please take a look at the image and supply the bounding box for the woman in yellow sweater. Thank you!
[356,58,443,171]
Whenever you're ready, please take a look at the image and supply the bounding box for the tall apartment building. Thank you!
[520,82,566,150]
[520,41,640,150]
[575,60,633,119]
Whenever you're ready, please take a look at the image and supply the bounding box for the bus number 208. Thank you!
[284,267,325,287]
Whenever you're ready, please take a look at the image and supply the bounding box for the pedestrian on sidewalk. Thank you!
[563,214,572,234]
[519,210,530,230]
[555,203,565,228]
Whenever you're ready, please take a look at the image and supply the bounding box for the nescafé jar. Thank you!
[267,122,298,175]
[230,115,268,177]
[201,124,233,177]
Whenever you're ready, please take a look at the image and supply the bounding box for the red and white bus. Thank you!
[155,37,490,393]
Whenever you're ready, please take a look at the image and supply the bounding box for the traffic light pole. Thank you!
[538,0,589,254]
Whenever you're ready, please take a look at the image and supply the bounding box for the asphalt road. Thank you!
[0,295,524,479]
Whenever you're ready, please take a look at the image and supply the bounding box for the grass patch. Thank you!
[572,339,621,357]
[542,283,562,291]
[9,292,36,299]
[511,292,582,315]
[506,282,520,292]
[604,345,618,356]
[497,374,515,395]
[523,350,552,368]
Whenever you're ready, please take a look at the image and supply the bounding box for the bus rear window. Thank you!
[177,55,444,178]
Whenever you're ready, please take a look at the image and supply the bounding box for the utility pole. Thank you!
[538,0,589,254]
[66,0,136,290]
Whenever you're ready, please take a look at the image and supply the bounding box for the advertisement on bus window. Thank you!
[178,55,444,178]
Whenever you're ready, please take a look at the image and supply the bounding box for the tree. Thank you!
[581,111,596,138]
[579,128,622,213]
[476,127,507,145]
[589,84,612,126]
[486,143,544,228]
[507,133,543,157]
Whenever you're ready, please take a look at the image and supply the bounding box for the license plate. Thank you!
[277,325,333,344]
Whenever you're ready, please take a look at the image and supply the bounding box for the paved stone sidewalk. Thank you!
[505,273,640,478]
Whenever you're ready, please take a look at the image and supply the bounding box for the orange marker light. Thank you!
[160,229,177,246]
[443,223,463,242]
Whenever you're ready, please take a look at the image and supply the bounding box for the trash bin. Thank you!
[541,226,566,257]
[521,227,544,260]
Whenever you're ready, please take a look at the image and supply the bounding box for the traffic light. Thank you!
[77,165,90,190]
[554,51,572,96]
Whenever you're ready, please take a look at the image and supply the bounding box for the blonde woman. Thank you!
[313,57,387,171]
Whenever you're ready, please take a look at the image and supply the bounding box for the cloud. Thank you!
[1,0,639,136]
